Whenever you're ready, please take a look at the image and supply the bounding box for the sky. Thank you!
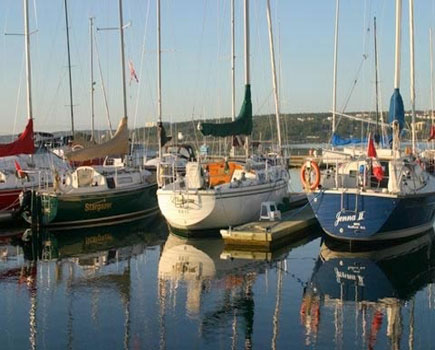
[0,0,434,135]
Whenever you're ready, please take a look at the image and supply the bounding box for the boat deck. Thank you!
[220,202,318,250]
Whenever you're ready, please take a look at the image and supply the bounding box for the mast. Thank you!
[90,17,95,141]
[157,0,162,160]
[230,0,236,157]
[24,0,32,120]
[332,0,339,136]
[64,0,74,136]
[266,0,282,152]
[231,0,235,121]
[430,28,434,127]
[374,17,380,144]
[244,0,250,86]
[394,0,402,90]
[118,0,128,119]
[244,0,250,158]
[409,0,416,154]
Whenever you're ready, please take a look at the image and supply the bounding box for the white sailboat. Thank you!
[157,0,289,234]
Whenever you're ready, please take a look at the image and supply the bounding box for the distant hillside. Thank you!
[1,111,429,146]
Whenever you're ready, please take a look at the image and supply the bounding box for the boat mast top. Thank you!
[409,0,416,154]
[394,0,402,90]
[64,0,74,136]
[244,0,250,86]
[231,0,236,121]
[23,0,32,121]
[332,0,339,136]
[266,0,282,152]
[118,0,128,119]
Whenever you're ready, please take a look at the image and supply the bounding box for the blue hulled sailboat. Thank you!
[304,0,435,241]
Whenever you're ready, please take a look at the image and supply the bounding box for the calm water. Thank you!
[1,216,435,350]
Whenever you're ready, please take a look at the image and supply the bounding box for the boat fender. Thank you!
[300,160,320,191]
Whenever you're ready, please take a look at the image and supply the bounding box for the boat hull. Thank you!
[0,188,22,216]
[307,190,435,241]
[157,181,288,233]
[24,183,159,229]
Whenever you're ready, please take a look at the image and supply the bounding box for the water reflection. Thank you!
[303,230,435,349]
[0,217,168,350]
[158,233,262,348]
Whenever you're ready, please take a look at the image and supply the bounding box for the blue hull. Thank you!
[308,191,435,241]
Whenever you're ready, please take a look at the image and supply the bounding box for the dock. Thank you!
[220,204,318,250]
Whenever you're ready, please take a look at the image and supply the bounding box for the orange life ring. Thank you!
[300,160,320,190]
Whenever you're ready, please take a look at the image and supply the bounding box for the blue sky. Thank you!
[0,0,434,134]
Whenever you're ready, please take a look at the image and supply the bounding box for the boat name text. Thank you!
[334,211,365,227]
[85,201,112,212]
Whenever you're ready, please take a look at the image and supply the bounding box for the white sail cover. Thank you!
[65,117,129,162]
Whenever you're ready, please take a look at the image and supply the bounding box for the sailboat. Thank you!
[20,0,158,229]
[0,0,71,221]
[305,0,435,241]
[157,0,289,234]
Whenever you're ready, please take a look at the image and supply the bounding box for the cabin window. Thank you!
[117,176,133,185]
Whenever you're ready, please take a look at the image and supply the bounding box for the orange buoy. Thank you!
[300,160,320,191]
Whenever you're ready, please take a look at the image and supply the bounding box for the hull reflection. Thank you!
[302,229,435,349]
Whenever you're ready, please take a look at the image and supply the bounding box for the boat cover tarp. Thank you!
[0,118,35,157]
[199,84,252,137]
[331,133,366,146]
[65,117,129,162]
[388,88,405,130]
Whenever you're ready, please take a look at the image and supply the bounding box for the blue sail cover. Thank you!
[331,133,366,147]
[388,88,405,130]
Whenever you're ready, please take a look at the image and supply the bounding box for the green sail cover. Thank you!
[200,84,252,137]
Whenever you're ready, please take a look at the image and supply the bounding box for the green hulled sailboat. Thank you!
[20,0,158,228]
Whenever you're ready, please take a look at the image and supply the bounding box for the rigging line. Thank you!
[335,54,369,131]
[94,30,113,136]
[131,0,151,151]
[13,51,26,139]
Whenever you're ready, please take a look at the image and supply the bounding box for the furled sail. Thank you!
[0,118,35,157]
[158,122,172,147]
[65,117,129,162]
[199,84,252,137]
[388,88,405,131]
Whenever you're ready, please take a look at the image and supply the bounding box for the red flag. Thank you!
[367,135,377,158]
[372,160,384,182]
[128,60,139,84]
[429,125,435,141]
[14,160,27,179]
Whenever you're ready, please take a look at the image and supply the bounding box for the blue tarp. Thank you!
[331,133,367,146]
[388,88,405,131]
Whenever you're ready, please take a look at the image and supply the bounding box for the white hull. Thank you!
[157,180,288,231]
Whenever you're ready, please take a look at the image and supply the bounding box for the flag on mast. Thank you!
[128,59,139,84]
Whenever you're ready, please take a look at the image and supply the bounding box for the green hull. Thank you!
[37,183,158,228]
